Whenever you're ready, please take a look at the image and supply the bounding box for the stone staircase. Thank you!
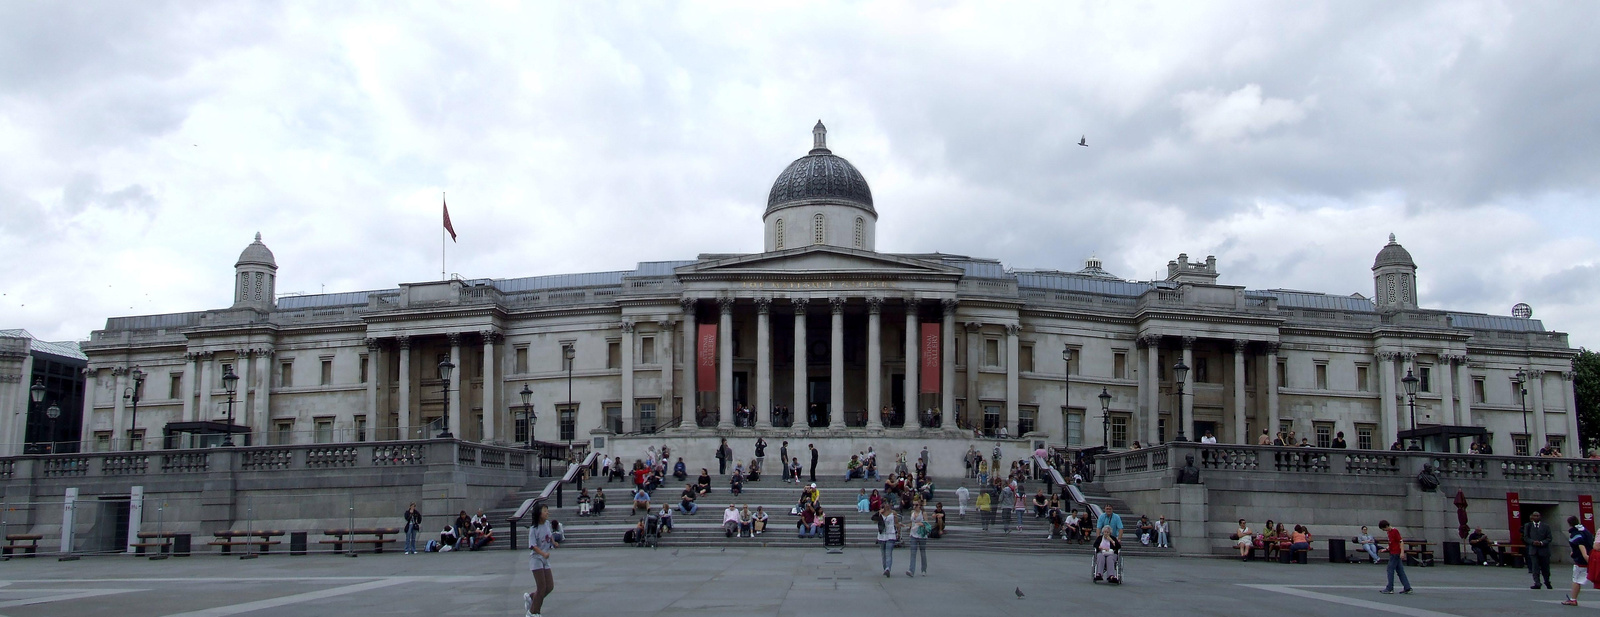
[485,475,1170,557]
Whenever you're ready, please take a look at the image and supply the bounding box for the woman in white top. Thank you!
[1234,519,1254,560]
[873,503,899,577]
[524,504,558,617]
[904,504,929,577]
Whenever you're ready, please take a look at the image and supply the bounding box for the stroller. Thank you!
[639,514,662,549]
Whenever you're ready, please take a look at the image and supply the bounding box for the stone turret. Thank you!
[1372,234,1418,312]
[232,232,277,311]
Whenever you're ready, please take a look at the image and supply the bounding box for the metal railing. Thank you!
[505,450,599,551]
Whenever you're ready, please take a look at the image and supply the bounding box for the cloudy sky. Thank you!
[2,1,1598,348]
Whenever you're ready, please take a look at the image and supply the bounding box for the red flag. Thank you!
[697,324,717,392]
[919,323,941,394]
[443,198,458,242]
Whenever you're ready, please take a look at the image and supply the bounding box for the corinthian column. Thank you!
[397,336,412,439]
[904,299,919,428]
[829,297,846,429]
[793,300,808,427]
[681,299,698,427]
[755,298,773,428]
[448,333,463,438]
[941,300,956,424]
[866,297,883,429]
[1232,340,1247,444]
[718,298,734,429]
[482,331,500,441]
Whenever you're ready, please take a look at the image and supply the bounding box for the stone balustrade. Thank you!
[1,439,528,483]
[1098,442,1598,486]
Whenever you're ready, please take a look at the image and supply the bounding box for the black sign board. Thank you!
[823,515,845,548]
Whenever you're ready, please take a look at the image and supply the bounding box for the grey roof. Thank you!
[765,123,874,216]
[632,261,699,277]
[104,312,204,331]
[235,232,277,269]
[277,291,383,309]
[1448,313,1546,332]
[494,271,629,293]
[944,259,1009,279]
[0,329,88,361]
[1016,271,1152,297]
[1248,290,1377,312]
[1373,234,1415,269]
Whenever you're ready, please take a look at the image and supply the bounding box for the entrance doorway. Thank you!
[1195,421,1219,442]
[808,378,830,427]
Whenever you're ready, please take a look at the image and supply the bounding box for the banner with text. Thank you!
[1507,492,1523,547]
[919,323,940,394]
[1582,495,1595,530]
[697,324,717,392]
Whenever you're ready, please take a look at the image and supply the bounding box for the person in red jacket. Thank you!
[1379,520,1413,594]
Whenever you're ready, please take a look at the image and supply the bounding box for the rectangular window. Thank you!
[1277,360,1287,388]
[1018,405,1037,435]
[320,359,333,386]
[1158,418,1167,444]
[129,429,145,451]
[561,343,575,371]
[1314,422,1333,448]
[1315,363,1328,390]
[1065,409,1083,447]
[605,404,622,434]
[515,346,529,374]
[1419,366,1432,392]
[354,415,367,442]
[1019,344,1034,373]
[280,361,293,388]
[984,339,1000,367]
[1111,415,1129,449]
[641,336,656,365]
[1159,355,1167,381]
[639,401,658,434]
[982,404,1001,436]
[1548,434,1565,454]
[314,417,333,443]
[1066,346,1081,375]
[1244,359,1253,386]
[559,405,577,442]
[359,357,369,383]
[607,341,621,369]
[515,415,531,445]
[1473,377,1486,404]
[1279,419,1294,441]
[170,373,183,399]
[1513,434,1530,457]
[1357,365,1370,392]
[1356,424,1376,450]
[274,420,294,445]
[1113,352,1128,380]
[94,431,112,452]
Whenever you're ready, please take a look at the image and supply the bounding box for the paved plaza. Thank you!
[0,547,1586,616]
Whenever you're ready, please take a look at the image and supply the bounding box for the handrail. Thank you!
[1034,454,1103,521]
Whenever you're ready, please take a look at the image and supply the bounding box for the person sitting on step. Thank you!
[678,484,699,515]
[695,469,713,496]
[752,506,769,535]
[722,504,741,538]
[632,487,651,516]
[673,457,688,481]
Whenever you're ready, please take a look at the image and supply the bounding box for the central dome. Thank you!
[765,121,875,216]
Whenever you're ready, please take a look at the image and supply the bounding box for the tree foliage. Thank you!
[1574,348,1600,454]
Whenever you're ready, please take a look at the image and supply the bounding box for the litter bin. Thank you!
[173,534,191,557]
[1442,541,1461,565]
[290,532,308,556]
[1327,538,1346,563]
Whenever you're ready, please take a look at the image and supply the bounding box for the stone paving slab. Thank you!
[0,549,1581,616]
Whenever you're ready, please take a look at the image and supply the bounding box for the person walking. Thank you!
[955,485,969,516]
[523,504,558,617]
[779,441,790,483]
[1378,520,1413,594]
[716,438,731,475]
[1525,510,1555,589]
[402,503,422,554]
[808,443,819,482]
[873,502,898,578]
[905,503,929,577]
[1564,515,1594,606]
[754,437,767,478]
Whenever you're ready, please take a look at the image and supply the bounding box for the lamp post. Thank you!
[438,358,455,438]
[1061,346,1072,437]
[29,378,45,453]
[221,365,239,446]
[519,384,536,450]
[125,368,146,450]
[1515,369,1529,455]
[1099,387,1112,449]
[45,402,61,454]
[1401,368,1420,431]
[563,344,575,451]
[1172,360,1190,442]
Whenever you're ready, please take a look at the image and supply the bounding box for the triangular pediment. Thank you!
[676,246,963,278]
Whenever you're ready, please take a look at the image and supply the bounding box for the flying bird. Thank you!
[1078,136,1088,147]
[1015,587,1025,598]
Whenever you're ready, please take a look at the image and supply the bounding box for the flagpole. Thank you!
[442,192,447,280]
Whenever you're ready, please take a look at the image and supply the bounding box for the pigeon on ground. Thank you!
[671,549,679,556]
[720,548,726,552]
[1015,587,1025,598]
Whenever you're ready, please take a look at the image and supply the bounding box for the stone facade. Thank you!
[76,125,1578,458]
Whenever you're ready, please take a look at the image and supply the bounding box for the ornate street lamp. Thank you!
[45,402,61,454]
[1099,387,1112,449]
[438,358,455,438]
[1172,360,1190,442]
[221,365,240,446]
[30,379,45,453]
[519,383,536,450]
[1514,369,1529,455]
[563,344,575,451]
[1401,368,1420,436]
[125,368,146,450]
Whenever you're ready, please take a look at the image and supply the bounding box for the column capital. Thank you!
[249,348,271,358]
[1375,350,1396,362]
[111,366,127,377]
[1526,369,1546,379]
[657,318,675,330]
[680,297,697,314]
[793,298,809,315]
[1562,370,1576,382]
[964,321,983,332]
[365,338,382,351]
[755,296,772,315]
[185,351,202,361]
[829,296,846,314]
[1263,341,1281,355]
[1232,339,1248,352]
[941,298,959,313]
[717,297,735,315]
[396,335,412,350]
[482,331,504,344]
[866,296,882,314]
[1399,351,1416,362]
[1181,335,1196,349]
[201,350,217,359]
[620,320,636,334]
[1138,334,1162,348]
[1005,323,1021,337]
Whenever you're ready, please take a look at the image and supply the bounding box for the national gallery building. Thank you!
[69,123,1579,458]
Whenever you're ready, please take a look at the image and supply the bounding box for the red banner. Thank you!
[1582,495,1595,530]
[919,323,940,394]
[696,324,717,392]
[1507,492,1522,547]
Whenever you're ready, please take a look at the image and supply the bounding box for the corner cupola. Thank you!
[232,232,278,311]
[1372,233,1418,311]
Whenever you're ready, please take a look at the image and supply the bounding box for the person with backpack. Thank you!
[715,438,731,475]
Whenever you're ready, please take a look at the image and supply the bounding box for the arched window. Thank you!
[854,217,864,248]
[774,218,785,250]
[813,213,825,245]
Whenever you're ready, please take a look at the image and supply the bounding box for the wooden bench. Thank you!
[319,528,400,553]
[1496,543,1526,569]
[132,531,183,556]
[2,533,42,557]
[209,530,284,555]
[1403,541,1435,567]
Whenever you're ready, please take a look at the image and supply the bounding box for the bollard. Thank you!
[290,532,307,556]
[556,483,564,509]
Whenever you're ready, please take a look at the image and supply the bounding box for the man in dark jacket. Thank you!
[1525,510,1555,589]
[809,443,819,482]
[716,438,730,475]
